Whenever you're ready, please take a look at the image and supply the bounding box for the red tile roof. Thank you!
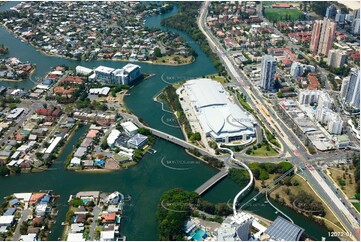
[36,108,62,117]
[29,193,46,205]
[272,3,292,8]
[62,76,84,84]
[307,73,320,90]
[102,212,116,222]
[86,130,99,138]
[54,86,76,95]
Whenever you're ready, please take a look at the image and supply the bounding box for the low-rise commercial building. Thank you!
[6,108,24,119]
[279,101,336,150]
[334,135,350,149]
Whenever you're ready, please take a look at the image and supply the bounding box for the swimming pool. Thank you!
[192,229,207,241]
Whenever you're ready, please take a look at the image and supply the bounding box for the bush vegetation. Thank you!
[161,85,193,137]
[158,188,232,240]
[290,191,325,215]
[248,162,293,180]
[229,168,250,186]
[162,2,227,76]
[352,153,360,199]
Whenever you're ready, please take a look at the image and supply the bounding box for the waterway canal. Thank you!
[0,2,335,240]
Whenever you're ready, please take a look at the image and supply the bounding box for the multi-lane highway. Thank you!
[314,166,360,223]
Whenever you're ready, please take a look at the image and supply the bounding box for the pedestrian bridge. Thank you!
[194,168,229,195]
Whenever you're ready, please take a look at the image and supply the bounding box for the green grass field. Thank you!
[262,1,300,7]
[262,1,277,6]
[205,73,228,84]
[250,145,278,157]
[264,8,304,22]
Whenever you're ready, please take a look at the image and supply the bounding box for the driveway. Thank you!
[13,208,32,241]
[88,206,102,240]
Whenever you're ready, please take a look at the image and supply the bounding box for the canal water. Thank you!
[0,2,335,240]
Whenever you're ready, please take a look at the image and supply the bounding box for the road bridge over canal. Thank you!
[194,168,229,195]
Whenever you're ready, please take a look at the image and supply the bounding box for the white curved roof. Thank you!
[185,79,226,108]
[182,79,255,140]
[203,107,225,133]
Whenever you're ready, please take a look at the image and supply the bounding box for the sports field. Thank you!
[264,8,304,22]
